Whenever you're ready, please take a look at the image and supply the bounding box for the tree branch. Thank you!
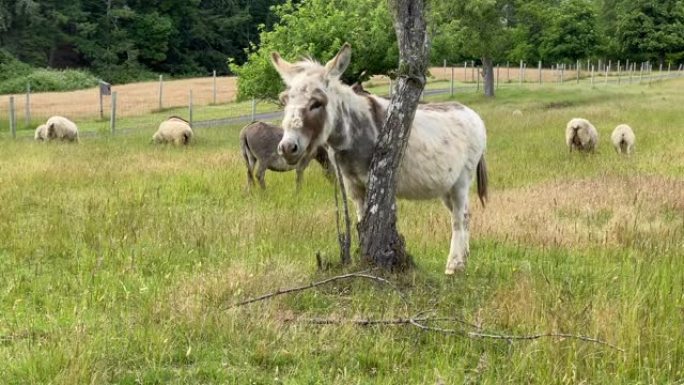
[283,313,624,352]
[224,271,409,310]
[333,153,352,265]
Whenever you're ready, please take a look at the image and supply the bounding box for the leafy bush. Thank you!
[0,68,99,94]
[230,0,397,101]
[0,49,33,82]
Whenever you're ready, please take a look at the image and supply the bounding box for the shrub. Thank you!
[0,68,99,94]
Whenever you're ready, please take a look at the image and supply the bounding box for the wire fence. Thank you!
[2,62,683,139]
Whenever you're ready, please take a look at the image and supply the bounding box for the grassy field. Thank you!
[1,79,683,384]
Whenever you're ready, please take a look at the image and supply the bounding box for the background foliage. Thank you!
[0,0,683,94]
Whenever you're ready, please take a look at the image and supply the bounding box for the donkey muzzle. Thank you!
[278,139,303,165]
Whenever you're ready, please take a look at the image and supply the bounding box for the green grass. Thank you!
[1,79,684,384]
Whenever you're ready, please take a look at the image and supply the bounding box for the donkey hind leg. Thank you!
[245,156,257,189]
[256,163,267,189]
[444,171,473,275]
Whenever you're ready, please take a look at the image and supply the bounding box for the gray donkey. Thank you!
[239,121,331,190]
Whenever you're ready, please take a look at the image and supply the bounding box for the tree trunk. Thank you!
[482,56,495,98]
[358,0,429,270]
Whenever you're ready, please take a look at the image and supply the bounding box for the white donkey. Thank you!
[271,44,488,274]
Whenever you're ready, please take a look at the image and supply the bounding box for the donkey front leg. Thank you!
[346,179,366,222]
[444,177,472,275]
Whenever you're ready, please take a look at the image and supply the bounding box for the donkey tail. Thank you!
[476,155,488,207]
[240,130,256,182]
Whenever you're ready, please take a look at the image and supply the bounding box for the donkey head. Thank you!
[271,43,351,165]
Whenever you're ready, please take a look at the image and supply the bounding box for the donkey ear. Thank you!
[271,52,299,85]
[324,43,352,79]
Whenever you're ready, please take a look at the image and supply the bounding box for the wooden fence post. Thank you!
[9,96,16,139]
[495,64,499,90]
[189,90,194,127]
[450,66,454,96]
[538,61,542,84]
[506,61,510,83]
[158,75,163,110]
[110,91,117,134]
[25,83,31,127]
[212,70,217,105]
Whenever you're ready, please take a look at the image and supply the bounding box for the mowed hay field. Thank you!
[1,76,238,121]
[0,66,577,123]
[1,79,684,384]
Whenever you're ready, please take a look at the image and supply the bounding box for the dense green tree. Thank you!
[507,0,556,62]
[0,0,286,83]
[432,0,514,97]
[616,0,684,64]
[540,0,599,62]
[231,0,397,100]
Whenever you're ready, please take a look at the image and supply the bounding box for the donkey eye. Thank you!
[310,100,322,111]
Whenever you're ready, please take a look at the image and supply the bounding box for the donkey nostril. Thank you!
[291,143,298,154]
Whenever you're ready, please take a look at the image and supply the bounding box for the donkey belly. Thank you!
[395,142,467,200]
[395,110,485,200]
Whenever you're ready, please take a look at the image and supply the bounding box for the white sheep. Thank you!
[610,124,635,155]
[512,109,523,117]
[565,118,598,153]
[45,116,79,142]
[153,116,193,145]
[34,124,47,141]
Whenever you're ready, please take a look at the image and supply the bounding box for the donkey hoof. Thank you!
[445,262,466,275]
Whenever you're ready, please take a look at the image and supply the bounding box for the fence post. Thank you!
[25,83,31,127]
[9,96,16,139]
[605,64,609,85]
[450,66,454,96]
[561,64,565,83]
[506,61,510,83]
[158,75,163,110]
[538,61,542,84]
[464,61,468,84]
[659,63,663,80]
[639,62,643,83]
[576,60,580,84]
[251,98,256,121]
[667,62,671,78]
[476,66,480,92]
[110,91,117,134]
[496,64,500,90]
[519,60,523,85]
[590,65,595,87]
[212,70,217,105]
[471,60,475,82]
[617,61,621,84]
[189,90,194,127]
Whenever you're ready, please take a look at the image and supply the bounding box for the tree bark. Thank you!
[358,0,429,270]
[482,56,495,98]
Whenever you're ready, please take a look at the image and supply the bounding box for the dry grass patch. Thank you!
[167,262,307,323]
[471,174,684,249]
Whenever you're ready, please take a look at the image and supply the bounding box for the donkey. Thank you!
[239,121,331,190]
[271,43,488,274]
